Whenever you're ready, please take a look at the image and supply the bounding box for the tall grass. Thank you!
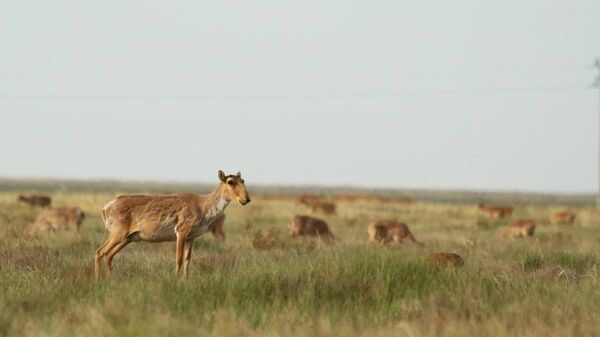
[1,190,599,336]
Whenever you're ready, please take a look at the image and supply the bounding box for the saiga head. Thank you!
[218,170,251,205]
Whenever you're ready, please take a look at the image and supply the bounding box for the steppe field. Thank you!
[1,180,599,337]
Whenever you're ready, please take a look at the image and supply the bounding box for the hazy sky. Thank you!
[1,1,599,192]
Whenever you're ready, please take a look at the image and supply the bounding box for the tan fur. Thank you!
[367,220,422,246]
[550,210,576,225]
[25,207,85,235]
[296,195,336,215]
[308,201,336,215]
[94,170,250,280]
[425,252,464,267]
[503,219,536,238]
[290,215,336,243]
[477,203,513,219]
[17,194,51,208]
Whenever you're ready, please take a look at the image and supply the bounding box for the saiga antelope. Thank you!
[25,207,85,235]
[17,194,51,207]
[94,170,250,279]
[309,201,336,215]
[290,215,336,243]
[502,219,536,238]
[367,220,423,246]
[297,195,337,215]
[477,203,513,219]
[426,252,464,268]
[550,210,576,225]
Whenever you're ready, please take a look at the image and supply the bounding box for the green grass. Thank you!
[1,188,600,337]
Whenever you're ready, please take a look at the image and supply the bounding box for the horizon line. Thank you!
[0,175,594,197]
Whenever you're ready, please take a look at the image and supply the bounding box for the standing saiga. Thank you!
[95,170,250,280]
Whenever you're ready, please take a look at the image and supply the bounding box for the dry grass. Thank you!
[0,188,599,337]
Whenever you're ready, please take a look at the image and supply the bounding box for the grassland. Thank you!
[1,181,599,337]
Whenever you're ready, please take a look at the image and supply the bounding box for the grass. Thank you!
[1,187,600,337]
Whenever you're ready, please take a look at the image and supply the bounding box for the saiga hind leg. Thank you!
[105,239,132,277]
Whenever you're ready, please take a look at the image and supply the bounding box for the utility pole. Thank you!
[594,58,600,208]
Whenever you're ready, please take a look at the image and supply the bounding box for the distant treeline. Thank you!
[0,178,593,206]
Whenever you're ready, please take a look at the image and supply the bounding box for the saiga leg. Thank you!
[105,239,132,277]
[175,231,188,276]
[183,239,194,277]
[95,237,116,280]
[95,236,126,280]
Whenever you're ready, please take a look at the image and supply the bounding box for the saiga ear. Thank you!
[218,170,226,182]
[236,171,241,178]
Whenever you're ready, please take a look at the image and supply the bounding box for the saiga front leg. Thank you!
[183,239,194,277]
[175,230,189,277]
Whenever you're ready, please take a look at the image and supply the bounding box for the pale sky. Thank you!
[1,1,599,193]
